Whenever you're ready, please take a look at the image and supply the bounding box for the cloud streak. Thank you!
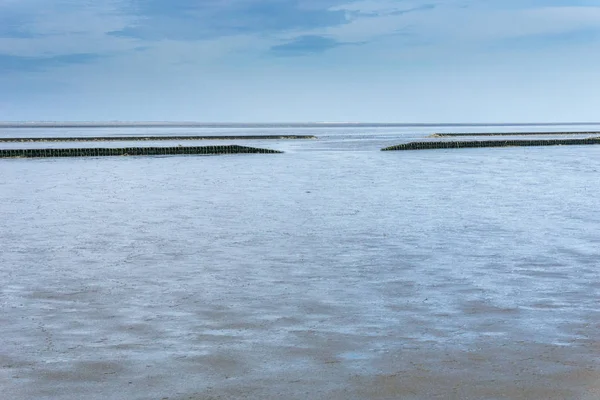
[111,0,351,41]
[0,53,102,72]
[269,35,364,56]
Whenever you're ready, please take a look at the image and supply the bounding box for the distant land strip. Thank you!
[382,137,600,151]
[0,135,316,142]
[2,122,600,129]
[431,131,600,137]
[0,145,282,158]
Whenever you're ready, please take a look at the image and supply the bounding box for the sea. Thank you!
[1,123,599,399]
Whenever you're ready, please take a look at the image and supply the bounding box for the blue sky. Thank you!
[1,0,600,122]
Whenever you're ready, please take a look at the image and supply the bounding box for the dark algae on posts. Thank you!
[0,145,283,158]
[382,137,600,151]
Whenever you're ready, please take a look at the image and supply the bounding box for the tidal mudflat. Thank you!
[1,125,599,399]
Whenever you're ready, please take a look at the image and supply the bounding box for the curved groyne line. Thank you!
[382,137,600,151]
[431,131,600,137]
[0,135,316,142]
[0,145,282,158]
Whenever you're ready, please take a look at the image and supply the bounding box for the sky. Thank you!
[1,0,600,122]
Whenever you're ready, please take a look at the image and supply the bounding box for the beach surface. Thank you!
[1,125,599,399]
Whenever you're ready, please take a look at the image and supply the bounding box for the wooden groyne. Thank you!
[431,131,600,137]
[382,137,600,151]
[0,145,282,158]
[0,135,315,142]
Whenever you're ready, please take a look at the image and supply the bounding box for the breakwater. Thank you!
[0,145,282,158]
[382,137,600,151]
[0,135,315,142]
[431,131,600,137]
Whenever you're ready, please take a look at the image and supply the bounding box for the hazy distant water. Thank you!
[1,124,600,399]
[2,123,600,150]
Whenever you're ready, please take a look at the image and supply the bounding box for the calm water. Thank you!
[1,124,599,399]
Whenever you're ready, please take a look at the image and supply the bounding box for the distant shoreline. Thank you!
[2,122,600,129]
[0,135,316,142]
[432,131,600,137]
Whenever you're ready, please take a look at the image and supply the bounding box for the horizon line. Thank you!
[2,121,600,128]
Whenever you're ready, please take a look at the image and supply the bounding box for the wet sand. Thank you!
[2,294,598,400]
[1,128,599,399]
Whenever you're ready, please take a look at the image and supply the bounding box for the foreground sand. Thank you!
[2,129,599,399]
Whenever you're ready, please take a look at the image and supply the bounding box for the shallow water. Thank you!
[1,125,599,399]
